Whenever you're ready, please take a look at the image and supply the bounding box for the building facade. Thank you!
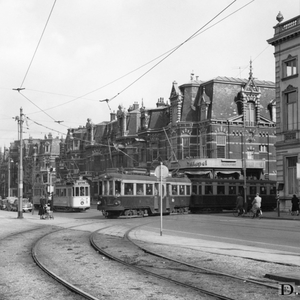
[268,13,300,209]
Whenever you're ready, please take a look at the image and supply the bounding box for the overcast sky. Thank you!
[0,0,299,150]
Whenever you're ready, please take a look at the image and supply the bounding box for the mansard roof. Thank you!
[206,76,274,88]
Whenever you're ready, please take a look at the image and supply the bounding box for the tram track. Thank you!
[90,225,287,300]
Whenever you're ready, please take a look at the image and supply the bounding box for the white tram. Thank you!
[53,177,90,211]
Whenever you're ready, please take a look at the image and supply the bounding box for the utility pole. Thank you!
[18,107,24,219]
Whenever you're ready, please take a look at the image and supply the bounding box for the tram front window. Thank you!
[179,185,184,195]
[125,183,133,195]
[146,184,153,195]
[137,183,144,195]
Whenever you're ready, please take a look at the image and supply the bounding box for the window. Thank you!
[124,183,133,195]
[283,57,297,77]
[217,185,225,195]
[171,185,178,195]
[192,184,198,195]
[146,184,153,195]
[229,186,236,194]
[179,185,185,195]
[259,145,268,152]
[217,134,226,158]
[182,137,190,158]
[136,183,144,195]
[250,186,256,195]
[245,102,255,125]
[287,156,298,195]
[247,149,254,160]
[186,185,191,195]
[205,185,213,195]
[285,91,297,130]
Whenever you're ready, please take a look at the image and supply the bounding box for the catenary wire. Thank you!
[20,0,57,88]
[22,0,254,117]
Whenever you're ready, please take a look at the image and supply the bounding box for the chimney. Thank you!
[110,111,116,121]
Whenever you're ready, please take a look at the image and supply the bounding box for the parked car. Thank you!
[0,199,7,210]
[6,197,18,211]
[21,198,33,212]
[10,198,33,212]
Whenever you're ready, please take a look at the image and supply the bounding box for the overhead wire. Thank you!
[19,0,57,88]
[16,0,257,146]
[21,0,254,117]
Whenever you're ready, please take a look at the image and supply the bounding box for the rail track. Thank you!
[90,225,284,300]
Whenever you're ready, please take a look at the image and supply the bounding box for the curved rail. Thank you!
[90,227,235,300]
[32,224,102,300]
[124,228,278,290]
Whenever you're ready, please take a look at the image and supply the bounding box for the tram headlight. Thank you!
[97,201,101,205]
[114,200,121,206]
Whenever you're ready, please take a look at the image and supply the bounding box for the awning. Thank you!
[216,171,241,175]
[185,171,212,175]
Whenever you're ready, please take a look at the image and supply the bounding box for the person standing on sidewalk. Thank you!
[291,195,299,216]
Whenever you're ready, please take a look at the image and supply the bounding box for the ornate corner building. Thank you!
[268,12,300,208]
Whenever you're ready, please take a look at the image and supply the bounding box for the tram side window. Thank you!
[136,183,144,195]
[186,185,191,195]
[217,185,225,195]
[179,185,185,195]
[260,186,267,195]
[61,189,66,197]
[171,185,178,195]
[229,186,236,195]
[125,183,133,195]
[205,185,213,195]
[115,181,121,195]
[250,186,256,195]
[270,185,276,194]
[85,187,89,196]
[146,184,153,195]
[192,184,197,195]
[238,186,244,195]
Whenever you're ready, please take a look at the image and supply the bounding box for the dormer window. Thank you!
[245,102,256,125]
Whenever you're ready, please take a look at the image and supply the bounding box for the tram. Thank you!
[189,177,277,213]
[32,177,90,211]
[95,168,191,217]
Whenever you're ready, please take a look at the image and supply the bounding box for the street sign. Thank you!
[154,165,169,179]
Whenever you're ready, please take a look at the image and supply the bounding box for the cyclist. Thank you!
[251,193,262,218]
[236,193,244,216]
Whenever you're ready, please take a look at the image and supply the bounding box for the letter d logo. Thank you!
[279,283,295,296]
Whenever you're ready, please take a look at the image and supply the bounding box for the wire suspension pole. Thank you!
[18,108,24,219]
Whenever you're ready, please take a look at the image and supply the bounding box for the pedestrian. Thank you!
[251,193,262,218]
[291,194,299,216]
[38,196,46,219]
[236,193,244,215]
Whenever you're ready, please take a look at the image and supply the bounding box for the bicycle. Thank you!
[250,208,262,219]
[233,207,246,217]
